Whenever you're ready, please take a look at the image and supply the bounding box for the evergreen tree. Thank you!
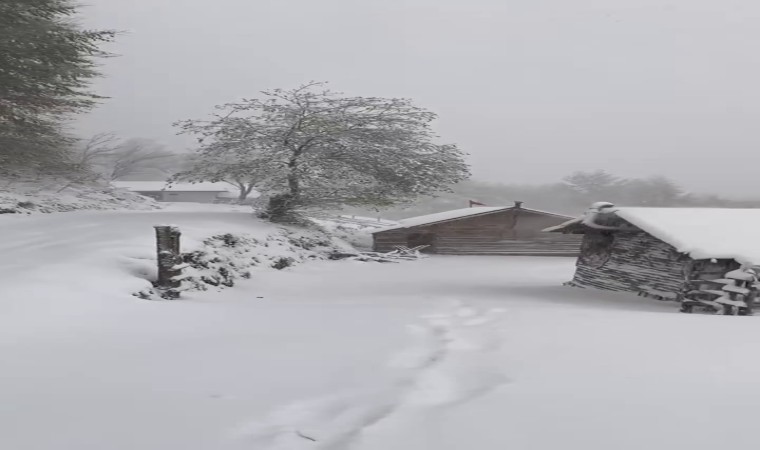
[0,0,114,173]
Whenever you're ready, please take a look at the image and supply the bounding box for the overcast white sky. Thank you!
[76,0,760,195]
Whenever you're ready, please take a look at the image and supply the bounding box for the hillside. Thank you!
[0,179,157,214]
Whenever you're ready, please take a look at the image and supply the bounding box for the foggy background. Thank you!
[76,0,760,197]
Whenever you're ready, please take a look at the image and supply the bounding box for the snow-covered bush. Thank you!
[137,227,354,299]
[307,217,380,250]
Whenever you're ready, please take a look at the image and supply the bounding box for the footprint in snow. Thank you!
[231,388,401,449]
[391,303,510,408]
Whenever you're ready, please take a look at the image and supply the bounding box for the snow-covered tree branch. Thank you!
[174,82,470,221]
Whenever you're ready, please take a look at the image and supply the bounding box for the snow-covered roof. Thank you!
[548,206,760,265]
[374,206,572,233]
[543,217,583,233]
[111,181,234,192]
[617,208,760,264]
[378,207,506,232]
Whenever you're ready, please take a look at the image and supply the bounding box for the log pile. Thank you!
[330,245,430,263]
[681,267,759,315]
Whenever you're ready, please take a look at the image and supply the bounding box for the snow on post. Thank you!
[154,225,182,299]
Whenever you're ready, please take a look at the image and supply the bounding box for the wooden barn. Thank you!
[546,202,760,302]
[372,202,581,256]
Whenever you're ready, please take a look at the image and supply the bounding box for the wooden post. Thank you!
[154,225,182,298]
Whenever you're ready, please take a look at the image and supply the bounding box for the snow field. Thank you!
[237,301,508,449]
[4,206,760,450]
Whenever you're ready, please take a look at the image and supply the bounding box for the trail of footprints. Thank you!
[237,301,508,450]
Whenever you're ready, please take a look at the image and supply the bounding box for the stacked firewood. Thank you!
[681,267,759,315]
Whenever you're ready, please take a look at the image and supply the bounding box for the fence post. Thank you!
[154,225,182,299]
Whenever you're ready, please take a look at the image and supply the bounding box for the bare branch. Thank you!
[92,138,179,180]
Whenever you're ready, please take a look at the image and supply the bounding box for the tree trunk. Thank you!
[237,188,248,203]
[287,158,300,198]
[231,181,253,204]
[266,158,301,222]
[266,193,298,222]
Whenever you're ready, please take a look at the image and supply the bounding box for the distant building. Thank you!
[111,181,237,203]
[545,202,760,300]
[372,202,581,256]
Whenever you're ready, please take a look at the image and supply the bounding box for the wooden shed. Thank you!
[372,202,581,256]
[546,202,760,301]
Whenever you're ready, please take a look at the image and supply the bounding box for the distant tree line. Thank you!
[341,170,754,219]
[68,133,179,182]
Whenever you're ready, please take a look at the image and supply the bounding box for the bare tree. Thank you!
[563,170,623,198]
[52,133,119,192]
[72,132,119,170]
[102,138,178,180]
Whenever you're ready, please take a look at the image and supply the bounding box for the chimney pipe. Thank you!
[581,202,622,230]
[514,201,524,208]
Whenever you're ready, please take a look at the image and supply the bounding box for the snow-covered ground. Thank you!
[0,180,158,214]
[2,205,760,450]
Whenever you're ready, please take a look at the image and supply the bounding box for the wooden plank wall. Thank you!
[373,231,414,253]
[436,234,581,256]
[373,209,580,255]
[570,230,688,298]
